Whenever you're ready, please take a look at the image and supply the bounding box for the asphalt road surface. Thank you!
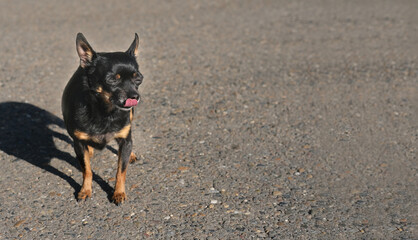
[0,0,417,239]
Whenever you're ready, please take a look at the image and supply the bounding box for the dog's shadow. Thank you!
[0,102,116,201]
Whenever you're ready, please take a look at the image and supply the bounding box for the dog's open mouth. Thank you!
[123,98,138,107]
[117,98,140,111]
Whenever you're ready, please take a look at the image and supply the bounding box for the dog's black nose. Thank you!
[129,93,140,101]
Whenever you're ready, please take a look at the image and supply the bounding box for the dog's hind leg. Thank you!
[129,152,137,163]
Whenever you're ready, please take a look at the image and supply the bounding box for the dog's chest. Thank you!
[73,122,131,149]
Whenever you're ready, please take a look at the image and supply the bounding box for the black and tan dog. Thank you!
[62,33,143,204]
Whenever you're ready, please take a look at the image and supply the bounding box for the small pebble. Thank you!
[178,166,190,172]
[14,219,26,227]
[209,188,219,194]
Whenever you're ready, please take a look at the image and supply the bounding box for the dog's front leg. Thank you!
[113,132,133,204]
[74,140,94,200]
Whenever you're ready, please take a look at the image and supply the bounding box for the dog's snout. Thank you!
[129,92,140,100]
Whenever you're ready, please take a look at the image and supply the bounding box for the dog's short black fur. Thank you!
[62,33,143,204]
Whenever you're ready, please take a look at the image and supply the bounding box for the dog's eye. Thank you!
[115,74,121,80]
[133,72,138,78]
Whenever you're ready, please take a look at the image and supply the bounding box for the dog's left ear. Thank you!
[126,33,139,57]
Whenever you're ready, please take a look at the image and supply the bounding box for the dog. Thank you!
[62,33,143,204]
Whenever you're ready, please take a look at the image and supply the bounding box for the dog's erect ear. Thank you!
[126,33,139,57]
[76,33,96,68]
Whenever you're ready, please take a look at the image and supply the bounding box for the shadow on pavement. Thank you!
[0,102,114,200]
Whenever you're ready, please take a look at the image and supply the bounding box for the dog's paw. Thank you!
[112,192,126,205]
[129,152,137,163]
[77,188,92,201]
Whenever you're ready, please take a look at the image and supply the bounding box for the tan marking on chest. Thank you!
[74,130,101,143]
[114,124,131,139]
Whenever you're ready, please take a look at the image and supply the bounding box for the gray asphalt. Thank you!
[0,0,417,239]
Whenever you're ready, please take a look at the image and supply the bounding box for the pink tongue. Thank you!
[124,99,138,107]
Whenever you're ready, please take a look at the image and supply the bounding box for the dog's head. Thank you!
[76,33,143,111]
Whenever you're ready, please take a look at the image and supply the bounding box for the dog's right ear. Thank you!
[126,33,139,57]
[76,33,96,68]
